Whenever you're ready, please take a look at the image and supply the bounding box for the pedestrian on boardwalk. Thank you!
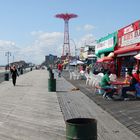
[11,65,19,86]
[57,63,63,77]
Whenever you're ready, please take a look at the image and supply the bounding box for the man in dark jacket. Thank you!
[11,65,19,86]
[121,72,139,100]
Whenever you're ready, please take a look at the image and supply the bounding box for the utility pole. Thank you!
[5,51,11,70]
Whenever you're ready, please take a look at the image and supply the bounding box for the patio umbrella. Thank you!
[97,57,113,62]
[134,53,140,60]
[69,60,84,65]
[134,53,140,70]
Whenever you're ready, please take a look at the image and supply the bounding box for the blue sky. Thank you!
[0,0,139,65]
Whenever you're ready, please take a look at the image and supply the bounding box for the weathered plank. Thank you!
[0,70,66,140]
[57,76,139,140]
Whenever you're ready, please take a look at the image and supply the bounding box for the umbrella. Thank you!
[134,54,140,71]
[97,57,113,62]
[69,60,84,65]
[134,53,140,60]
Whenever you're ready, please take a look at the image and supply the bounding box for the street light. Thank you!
[5,51,11,70]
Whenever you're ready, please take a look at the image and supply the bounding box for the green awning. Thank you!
[96,31,117,57]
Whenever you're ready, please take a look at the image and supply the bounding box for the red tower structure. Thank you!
[55,13,78,59]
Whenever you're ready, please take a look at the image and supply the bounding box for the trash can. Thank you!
[48,78,56,92]
[4,73,9,81]
[49,72,54,79]
[20,69,23,74]
[66,118,97,140]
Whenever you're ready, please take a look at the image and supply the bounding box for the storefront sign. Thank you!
[124,25,133,34]
[121,29,140,47]
[96,37,114,51]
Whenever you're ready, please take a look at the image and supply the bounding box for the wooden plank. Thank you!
[57,77,139,140]
[0,70,66,140]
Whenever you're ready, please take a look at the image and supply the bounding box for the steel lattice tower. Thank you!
[55,13,78,57]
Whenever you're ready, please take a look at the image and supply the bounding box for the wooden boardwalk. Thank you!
[0,70,65,140]
[57,72,139,140]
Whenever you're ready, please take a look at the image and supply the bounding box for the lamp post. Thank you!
[5,51,11,70]
[4,51,11,81]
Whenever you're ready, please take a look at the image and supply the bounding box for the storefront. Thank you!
[95,32,117,74]
[114,20,140,77]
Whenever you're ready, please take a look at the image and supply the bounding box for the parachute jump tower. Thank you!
[55,13,78,59]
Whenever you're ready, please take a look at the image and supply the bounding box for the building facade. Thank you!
[114,20,140,77]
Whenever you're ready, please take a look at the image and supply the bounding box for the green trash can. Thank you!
[48,78,56,92]
[4,73,9,81]
[20,69,23,74]
[66,118,97,140]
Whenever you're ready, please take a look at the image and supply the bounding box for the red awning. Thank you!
[114,44,140,55]
[97,57,113,62]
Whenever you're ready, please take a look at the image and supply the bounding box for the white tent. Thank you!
[69,60,84,65]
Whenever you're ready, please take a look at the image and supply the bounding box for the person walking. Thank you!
[57,63,63,77]
[11,65,19,86]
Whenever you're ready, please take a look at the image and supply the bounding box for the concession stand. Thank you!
[95,32,117,74]
[114,20,140,77]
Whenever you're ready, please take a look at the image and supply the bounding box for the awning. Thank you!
[134,53,140,60]
[96,47,114,57]
[97,56,113,62]
[117,51,137,57]
[107,52,114,57]
[114,44,140,55]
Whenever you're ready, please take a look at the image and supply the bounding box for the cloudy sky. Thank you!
[0,0,139,65]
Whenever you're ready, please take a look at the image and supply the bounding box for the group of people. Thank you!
[121,70,140,100]
[99,69,140,101]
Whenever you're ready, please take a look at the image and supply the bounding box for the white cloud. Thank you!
[23,32,96,64]
[79,34,96,46]
[20,31,64,64]
[0,32,64,65]
[0,32,97,65]
[0,40,19,65]
[0,40,16,50]
[84,24,95,31]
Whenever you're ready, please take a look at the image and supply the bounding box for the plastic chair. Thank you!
[85,73,90,85]
[109,74,117,81]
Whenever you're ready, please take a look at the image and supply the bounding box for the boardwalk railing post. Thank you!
[66,118,97,140]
